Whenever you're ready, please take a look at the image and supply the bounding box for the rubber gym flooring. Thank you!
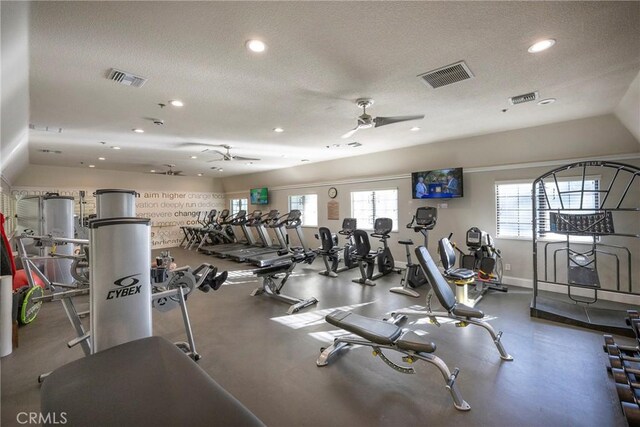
[1,247,628,426]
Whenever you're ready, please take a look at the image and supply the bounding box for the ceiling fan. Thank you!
[152,164,184,176]
[204,144,261,162]
[341,98,424,139]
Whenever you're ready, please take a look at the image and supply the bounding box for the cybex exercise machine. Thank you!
[390,207,437,297]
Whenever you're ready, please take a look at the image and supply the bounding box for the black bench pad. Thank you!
[326,310,402,345]
[452,303,484,319]
[41,336,264,427]
[396,331,436,354]
[445,267,475,280]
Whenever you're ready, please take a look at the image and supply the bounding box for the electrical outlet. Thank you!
[504,263,511,271]
[437,203,448,209]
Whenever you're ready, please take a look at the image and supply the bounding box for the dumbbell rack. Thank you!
[604,310,640,426]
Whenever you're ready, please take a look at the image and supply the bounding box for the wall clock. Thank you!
[328,187,338,199]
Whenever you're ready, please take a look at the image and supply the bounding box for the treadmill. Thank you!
[250,210,312,268]
[200,210,252,256]
[226,210,284,262]
[245,212,292,266]
[215,210,265,258]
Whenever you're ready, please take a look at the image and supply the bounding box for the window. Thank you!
[230,198,248,216]
[495,182,533,239]
[495,178,600,241]
[288,194,318,226]
[350,189,398,231]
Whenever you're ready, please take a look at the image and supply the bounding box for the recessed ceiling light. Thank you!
[111,146,121,150]
[538,98,556,105]
[410,127,421,131]
[88,164,95,168]
[528,39,556,53]
[150,169,156,173]
[218,168,223,172]
[169,100,184,107]
[273,127,284,133]
[191,155,198,159]
[197,173,203,176]
[246,39,266,53]
[132,128,144,133]
[98,157,106,161]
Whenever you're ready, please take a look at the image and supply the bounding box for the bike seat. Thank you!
[399,240,413,245]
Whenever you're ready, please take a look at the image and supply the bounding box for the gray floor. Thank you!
[1,246,628,426]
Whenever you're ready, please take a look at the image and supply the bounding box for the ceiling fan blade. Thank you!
[206,158,225,163]
[374,115,424,128]
[232,155,261,161]
[341,127,360,139]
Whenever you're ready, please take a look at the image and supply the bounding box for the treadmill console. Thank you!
[415,207,437,228]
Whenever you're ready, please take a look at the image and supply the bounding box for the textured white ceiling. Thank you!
[28,1,640,177]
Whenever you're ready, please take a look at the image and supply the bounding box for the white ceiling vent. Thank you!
[107,68,147,88]
[418,61,474,89]
[38,149,62,154]
[509,91,539,105]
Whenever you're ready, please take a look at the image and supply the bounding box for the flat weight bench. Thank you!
[390,246,513,361]
[317,309,471,411]
[41,336,265,426]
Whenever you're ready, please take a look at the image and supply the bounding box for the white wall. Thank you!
[0,2,30,185]
[615,70,640,144]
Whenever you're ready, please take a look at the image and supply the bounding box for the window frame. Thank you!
[288,193,318,227]
[229,197,248,216]
[350,188,399,232]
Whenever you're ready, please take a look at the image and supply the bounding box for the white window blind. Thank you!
[496,182,533,239]
[350,189,398,231]
[230,198,248,216]
[288,194,318,226]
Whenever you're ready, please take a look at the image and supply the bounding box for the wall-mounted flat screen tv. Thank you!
[411,168,463,199]
[250,187,269,205]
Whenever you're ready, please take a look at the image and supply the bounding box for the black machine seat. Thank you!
[399,239,414,245]
[352,230,376,260]
[438,238,475,280]
[415,246,485,320]
[326,310,402,345]
[318,227,340,254]
[396,331,436,353]
[452,303,484,319]
[255,262,294,277]
[41,336,264,426]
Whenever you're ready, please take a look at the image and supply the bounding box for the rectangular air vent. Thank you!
[418,61,474,89]
[347,142,362,147]
[107,68,147,88]
[509,91,539,105]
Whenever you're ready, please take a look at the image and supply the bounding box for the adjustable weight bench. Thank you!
[41,336,264,426]
[316,309,471,411]
[390,246,513,361]
[251,253,318,314]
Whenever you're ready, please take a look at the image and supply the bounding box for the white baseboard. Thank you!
[503,275,640,306]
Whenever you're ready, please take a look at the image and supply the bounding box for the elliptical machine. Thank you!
[317,218,358,277]
[390,207,437,297]
[352,218,399,286]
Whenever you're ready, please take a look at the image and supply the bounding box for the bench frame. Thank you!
[316,329,470,411]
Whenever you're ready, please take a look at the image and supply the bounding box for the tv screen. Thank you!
[411,168,463,199]
[250,187,269,205]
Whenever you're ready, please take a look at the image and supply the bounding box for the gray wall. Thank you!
[0,2,30,184]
